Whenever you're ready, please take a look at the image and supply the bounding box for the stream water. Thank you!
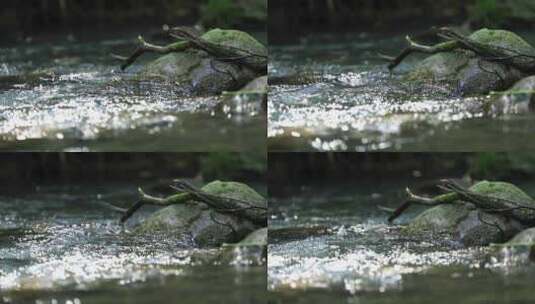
[268,179,535,303]
[268,31,535,152]
[0,181,266,303]
[0,28,266,152]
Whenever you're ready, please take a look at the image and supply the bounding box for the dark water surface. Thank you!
[268,31,535,152]
[0,182,266,303]
[0,29,266,152]
[268,180,535,303]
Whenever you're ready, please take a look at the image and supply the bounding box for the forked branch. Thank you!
[111,35,190,70]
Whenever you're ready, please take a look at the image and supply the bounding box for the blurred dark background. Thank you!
[0,152,266,191]
[269,0,535,44]
[269,153,535,197]
[0,0,266,43]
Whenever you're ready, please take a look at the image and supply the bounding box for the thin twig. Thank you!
[120,200,145,223]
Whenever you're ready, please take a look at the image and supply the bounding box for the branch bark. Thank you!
[111,36,189,70]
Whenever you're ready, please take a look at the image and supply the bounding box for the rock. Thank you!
[488,228,535,266]
[469,180,535,203]
[455,58,523,96]
[236,227,268,246]
[404,204,473,235]
[137,29,266,95]
[489,75,535,114]
[507,227,535,245]
[220,76,268,115]
[134,181,266,247]
[269,225,331,244]
[241,76,268,93]
[403,180,532,246]
[134,203,256,247]
[407,51,469,83]
[138,51,257,95]
[406,29,533,96]
[405,204,521,247]
[200,180,267,208]
[216,228,267,266]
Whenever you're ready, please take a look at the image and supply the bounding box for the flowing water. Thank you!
[0,28,266,152]
[268,179,535,303]
[268,31,535,152]
[0,181,266,303]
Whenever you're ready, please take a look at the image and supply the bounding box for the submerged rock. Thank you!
[216,228,267,266]
[404,181,532,246]
[137,29,267,95]
[220,76,268,114]
[489,227,535,266]
[507,227,535,245]
[269,225,331,244]
[135,181,266,247]
[406,29,533,96]
[489,76,535,114]
[240,76,268,95]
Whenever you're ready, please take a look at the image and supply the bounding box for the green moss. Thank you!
[469,28,535,55]
[201,180,266,207]
[468,180,534,202]
[201,28,267,57]
[164,192,191,205]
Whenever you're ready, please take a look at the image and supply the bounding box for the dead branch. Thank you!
[112,36,190,70]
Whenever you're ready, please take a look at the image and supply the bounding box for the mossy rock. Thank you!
[200,180,267,209]
[137,29,266,95]
[135,181,266,247]
[407,51,469,82]
[403,204,473,235]
[469,29,535,55]
[201,29,267,62]
[468,180,534,202]
[404,180,530,246]
[406,29,532,96]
